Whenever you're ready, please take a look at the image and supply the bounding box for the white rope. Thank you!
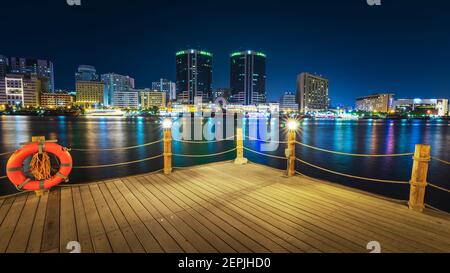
[71,139,163,152]
[295,141,414,157]
[243,147,287,160]
[73,154,163,169]
[295,158,409,184]
[431,157,450,165]
[173,148,236,158]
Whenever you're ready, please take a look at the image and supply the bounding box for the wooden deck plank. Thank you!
[122,177,205,253]
[187,170,361,252]
[59,188,78,253]
[151,173,252,253]
[97,183,145,253]
[168,171,291,253]
[176,170,334,253]
[6,194,40,253]
[199,164,410,253]
[26,194,48,253]
[40,189,61,253]
[71,187,94,253]
[104,181,164,253]
[1,161,449,253]
[79,185,112,253]
[0,195,28,253]
[153,174,266,253]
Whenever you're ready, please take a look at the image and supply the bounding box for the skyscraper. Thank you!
[152,78,176,102]
[7,57,54,92]
[75,65,104,107]
[101,73,135,106]
[0,55,8,77]
[230,50,266,105]
[75,65,100,82]
[176,49,213,104]
[279,91,298,112]
[296,73,329,113]
[0,74,42,107]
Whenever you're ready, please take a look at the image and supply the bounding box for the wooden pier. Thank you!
[0,161,449,253]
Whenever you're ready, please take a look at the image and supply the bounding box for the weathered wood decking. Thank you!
[0,161,449,253]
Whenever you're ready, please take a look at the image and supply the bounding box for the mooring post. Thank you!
[234,127,248,165]
[31,136,46,197]
[408,144,430,212]
[163,119,173,175]
[286,129,296,177]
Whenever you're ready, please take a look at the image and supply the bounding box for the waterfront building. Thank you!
[75,81,105,107]
[112,90,139,109]
[140,90,166,109]
[296,73,329,113]
[101,73,135,107]
[230,50,266,105]
[40,91,73,108]
[355,93,395,113]
[176,49,213,104]
[2,56,54,92]
[0,55,8,77]
[152,78,176,102]
[0,74,41,107]
[75,65,99,82]
[394,98,449,116]
[279,91,299,112]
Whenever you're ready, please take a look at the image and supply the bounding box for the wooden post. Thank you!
[163,128,172,175]
[286,130,296,177]
[31,136,47,197]
[408,144,430,212]
[234,128,248,165]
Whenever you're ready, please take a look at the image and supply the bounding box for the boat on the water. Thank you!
[84,109,125,117]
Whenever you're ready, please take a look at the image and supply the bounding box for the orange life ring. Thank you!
[6,142,73,191]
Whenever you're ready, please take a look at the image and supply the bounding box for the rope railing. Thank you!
[295,141,414,157]
[431,157,450,166]
[172,148,237,158]
[70,139,163,152]
[173,136,235,144]
[73,154,163,169]
[428,183,450,193]
[0,176,6,180]
[295,158,409,185]
[0,151,12,157]
[243,147,287,160]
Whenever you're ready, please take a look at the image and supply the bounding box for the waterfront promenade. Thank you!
[0,161,449,253]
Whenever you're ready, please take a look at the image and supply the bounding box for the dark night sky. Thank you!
[1,0,449,105]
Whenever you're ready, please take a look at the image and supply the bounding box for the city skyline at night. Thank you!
[1,0,449,106]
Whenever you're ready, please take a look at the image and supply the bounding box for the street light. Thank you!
[162,118,173,129]
[287,119,298,131]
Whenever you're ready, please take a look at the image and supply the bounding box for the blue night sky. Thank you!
[2,0,449,105]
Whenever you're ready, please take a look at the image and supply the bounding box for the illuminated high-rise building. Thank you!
[230,50,266,105]
[101,73,135,106]
[152,78,176,102]
[296,72,329,112]
[176,49,213,104]
[7,57,54,92]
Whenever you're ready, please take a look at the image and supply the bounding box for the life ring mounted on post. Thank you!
[6,137,73,193]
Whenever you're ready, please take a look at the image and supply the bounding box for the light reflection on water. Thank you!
[0,116,449,211]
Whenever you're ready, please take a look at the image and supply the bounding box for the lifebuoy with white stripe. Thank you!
[6,142,72,191]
